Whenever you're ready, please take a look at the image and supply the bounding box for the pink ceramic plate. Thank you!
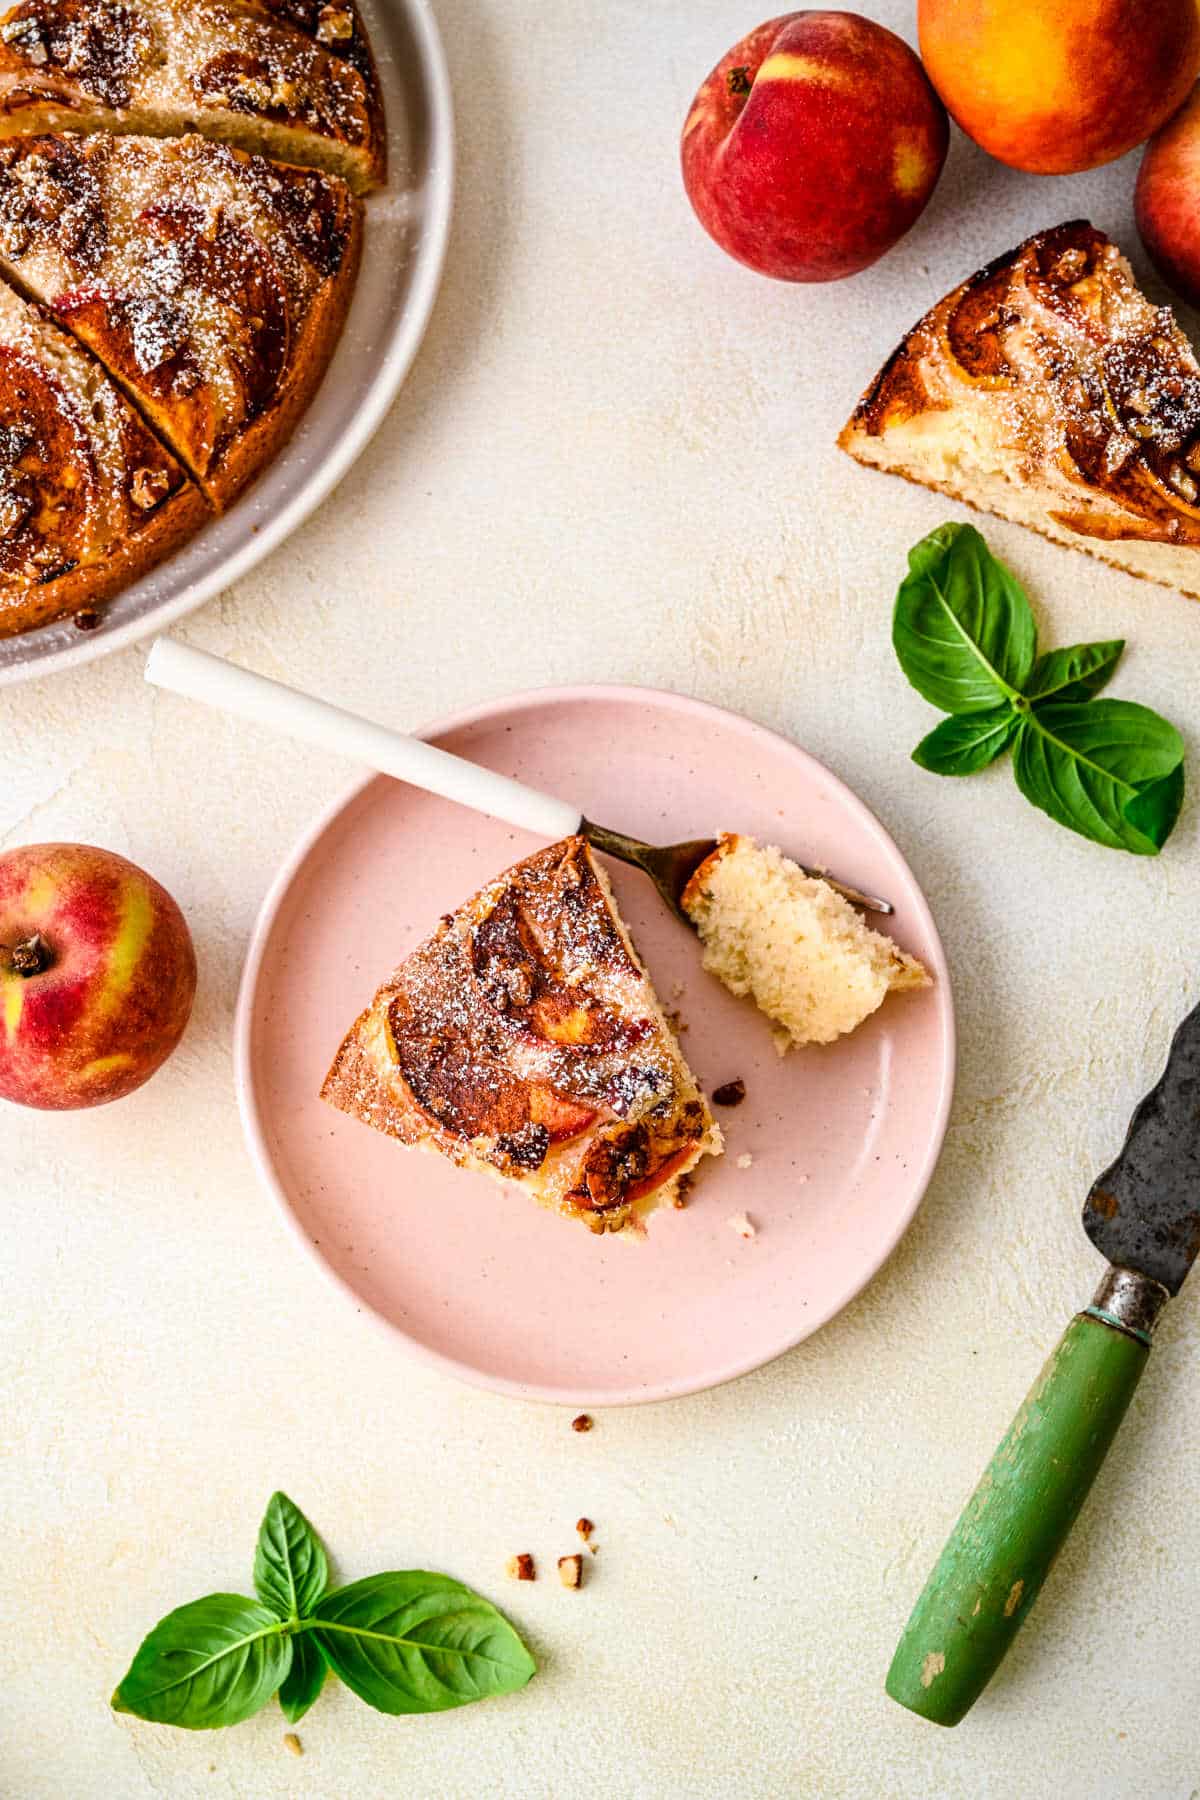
[236,687,955,1405]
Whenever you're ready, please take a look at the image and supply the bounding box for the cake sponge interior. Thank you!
[682,834,929,1050]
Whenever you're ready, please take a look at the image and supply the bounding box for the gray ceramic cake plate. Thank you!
[0,0,454,686]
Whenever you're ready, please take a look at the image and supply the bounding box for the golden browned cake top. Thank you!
[0,277,189,628]
[324,837,717,1231]
[849,220,1200,547]
[0,0,383,187]
[0,132,358,485]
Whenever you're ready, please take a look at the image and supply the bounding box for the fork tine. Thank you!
[807,872,894,916]
[582,820,894,919]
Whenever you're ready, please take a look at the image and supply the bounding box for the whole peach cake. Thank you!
[0,0,385,639]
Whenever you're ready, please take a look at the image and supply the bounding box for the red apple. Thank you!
[0,843,196,1110]
[1137,83,1200,308]
[681,11,949,282]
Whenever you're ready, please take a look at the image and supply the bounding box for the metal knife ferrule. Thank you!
[1085,1266,1170,1347]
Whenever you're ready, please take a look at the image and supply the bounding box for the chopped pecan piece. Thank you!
[1054,248,1087,284]
[316,4,354,42]
[571,1413,593,1433]
[712,1078,746,1107]
[130,466,170,511]
[557,1554,584,1589]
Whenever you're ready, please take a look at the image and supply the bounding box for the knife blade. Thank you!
[886,996,1200,1726]
[1084,998,1200,1297]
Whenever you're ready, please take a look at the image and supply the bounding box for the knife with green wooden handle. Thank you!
[887,997,1200,1726]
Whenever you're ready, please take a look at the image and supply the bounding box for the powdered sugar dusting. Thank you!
[323,838,720,1231]
[0,133,354,474]
[867,221,1200,547]
[0,0,380,183]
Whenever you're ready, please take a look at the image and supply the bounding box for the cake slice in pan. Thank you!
[0,133,361,506]
[0,277,203,636]
[323,836,723,1236]
[840,220,1200,599]
[0,0,385,191]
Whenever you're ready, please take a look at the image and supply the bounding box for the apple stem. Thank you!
[3,933,49,976]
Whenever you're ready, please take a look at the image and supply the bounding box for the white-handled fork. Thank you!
[144,639,893,920]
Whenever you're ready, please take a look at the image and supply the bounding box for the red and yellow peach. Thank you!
[681,12,948,283]
[1137,83,1200,308]
[0,842,196,1110]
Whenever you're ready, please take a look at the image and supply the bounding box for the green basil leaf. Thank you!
[311,1572,536,1714]
[278,1631,327,1724]
[1123,762,1186,848]
[1013,700,1185,854]
[254,1492,329,1621]
[1026,640,1124,703]
[912,704,1019,776]
[112,1595,290,1729]
[893,523,1037,714]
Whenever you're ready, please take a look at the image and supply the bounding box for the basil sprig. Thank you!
[112,1493,536,1731]
[894,523,1186,854]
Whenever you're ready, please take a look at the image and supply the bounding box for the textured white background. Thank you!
[4,2,1200,1795]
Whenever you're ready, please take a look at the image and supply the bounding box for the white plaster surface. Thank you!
[4,3,1200,1795]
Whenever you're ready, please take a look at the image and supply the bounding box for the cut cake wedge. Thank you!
[840,220,1200,600]
[0,0,385,191]
[0,276,203,634]
[322,836,723,1236]
[0,133,361,504]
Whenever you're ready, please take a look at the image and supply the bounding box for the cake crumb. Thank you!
[712,1078,746,1107]
[558,1554,584,1589]
[682,834,928,1049]
[572,1413,593,1433]
[506,1553,536,1581]
[672,1172,695,1209]
[728,1210,757,1238]
[736,1152,754,1170]
[283,1733,303,1758]
[576,1517,595,1547]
